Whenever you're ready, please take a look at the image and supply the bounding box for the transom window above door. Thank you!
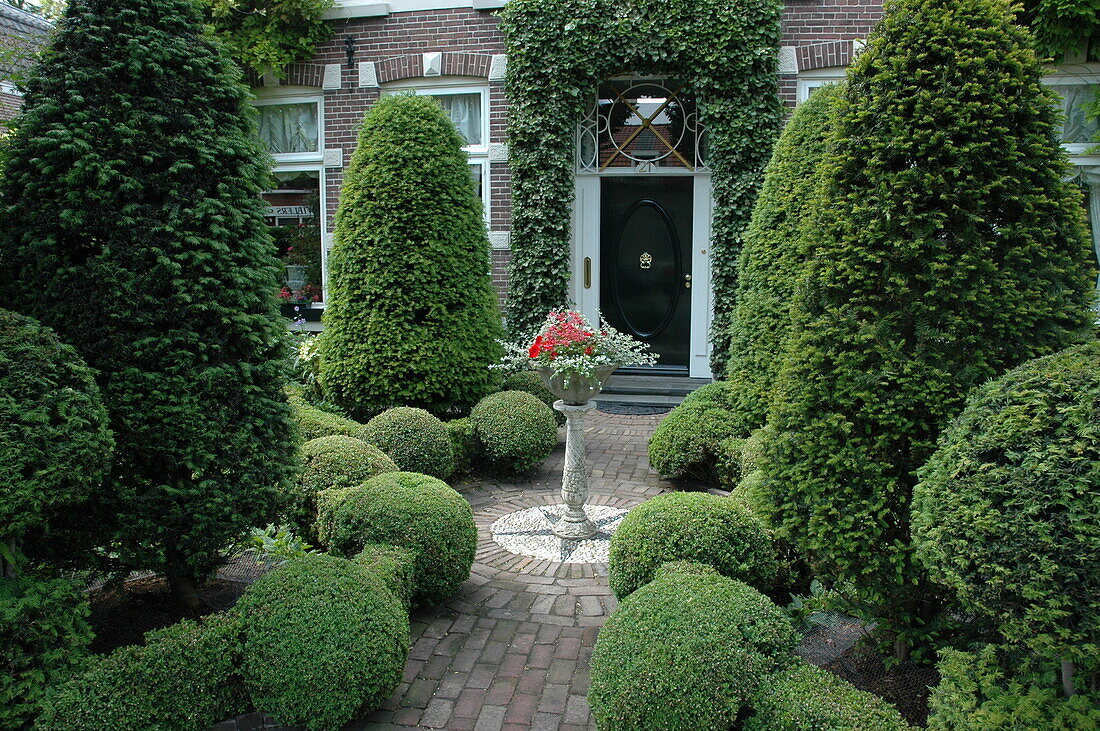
[578,79,708,173]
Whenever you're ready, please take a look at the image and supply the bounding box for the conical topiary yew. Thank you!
[318,93,504,419]
[0,0,296,607]
[761,0,1097,658]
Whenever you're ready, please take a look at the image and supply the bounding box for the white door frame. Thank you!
[571,173,714,379]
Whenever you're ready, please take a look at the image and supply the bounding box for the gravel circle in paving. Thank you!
[489,504,629,563]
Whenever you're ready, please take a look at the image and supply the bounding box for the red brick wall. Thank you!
[283,3,882,305]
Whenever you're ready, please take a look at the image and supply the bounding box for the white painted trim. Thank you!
[323,2,390,20]
[689,175,714,379]
[469,159,491,224]
[253,91,325,164]
[572,176,601,320]
[795,68,846,103]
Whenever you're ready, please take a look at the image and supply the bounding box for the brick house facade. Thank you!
[258,0,1099,377]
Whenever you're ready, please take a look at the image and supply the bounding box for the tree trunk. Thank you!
[166,568,205,614]
[1061,657,1076,698]
[893,636,910,662]
[2,540,17,579]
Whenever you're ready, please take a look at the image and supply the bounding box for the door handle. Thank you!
[684,274,691,289]
[584,257,592,289]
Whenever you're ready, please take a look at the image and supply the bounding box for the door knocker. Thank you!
[639,252,653,269]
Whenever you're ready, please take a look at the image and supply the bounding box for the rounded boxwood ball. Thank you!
[317,472,477,605]
[589,563,799,731]
[236,553,409,730]
[363,407,454,479]
[745,660,911,730]
[502,370,566,425]
[470,390,557,473]
[287,436,398,541]
[608,491,777,599]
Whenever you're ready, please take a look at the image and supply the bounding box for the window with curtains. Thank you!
[254,95,323,162]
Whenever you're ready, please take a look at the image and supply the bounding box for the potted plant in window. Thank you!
[499,310,657,538]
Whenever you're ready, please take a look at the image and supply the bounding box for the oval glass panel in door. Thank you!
[609,199,682,338]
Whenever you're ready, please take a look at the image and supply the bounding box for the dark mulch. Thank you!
[824,643,940,727]
[87,576,246,656]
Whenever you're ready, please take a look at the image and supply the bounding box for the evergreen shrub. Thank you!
[317,93,503,418]
[502,370,565,425]
[288,435,398,540]
[470,390,558,473]
[288,389,372,443]
[745,660,911,730]
[589,563,798,730]
[912,342,1100,669]
[648,381,753,482]
[725,83,841,426]
[363,407,455,479]
[316,472,477,605]
[0,309,112,556]
[0,576,93,728]
[608,491,777,599]
[0,0,298,600]
[237,553,409,730]
[762,0,1096,652]
[39,612,247,730]
[446,417,481,474]
[927,645,1100,730]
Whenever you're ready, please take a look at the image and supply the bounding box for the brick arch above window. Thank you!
[376,52,494,84]
[796,41,855,73]
[246,63,327,88]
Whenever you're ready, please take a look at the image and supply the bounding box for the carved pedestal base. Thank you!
[553,400,598,540]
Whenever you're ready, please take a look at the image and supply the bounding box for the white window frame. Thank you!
[253,88,325,164]
[382,78,492,223]
[796,68,846,104]
[1043,63,1100,159]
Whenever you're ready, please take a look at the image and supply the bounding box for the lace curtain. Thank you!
[1052,84,1099,144]
[435,93,482,146]
[258,103,319,154]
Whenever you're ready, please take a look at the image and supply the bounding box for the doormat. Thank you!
[597,402,674,415]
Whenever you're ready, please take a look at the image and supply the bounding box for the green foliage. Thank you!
[446,416,481,475]
[761,0,1097,651]
[316,472,477,605]
[714,436,746,490]
[647,383,753,482]
[203,0,335,76]
[0,0,297,590]
[500,0,784,372]
[362,407,455,480]
[928,645,1100,730]
[236,553,409,730]
[912,342,1100,669]
[469,390,558,473]
[39,612,247,730]
[1016,0,1100,55]
[726,83,841,426]
[0,309,112,553]
[502,370,566,425]
[288,388,371,443]
[0,575,92,728]
[608,491,777,599]
[355,543,417,611]
[745,659,911,730]
[237,524,317,563]
[588,563,798,730]
[288,435,397,540]
[317,93,503,418]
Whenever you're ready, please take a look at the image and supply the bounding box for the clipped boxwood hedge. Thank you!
[502,370,566,425]
[288,388,372,443]
[446,416,481,475]
[648,382,753,482]
[39,612,246,730]
[1,575,93,729]
[745,659,911,730]
[608,491,777,599]
[589,562,798,730]
[363,407,454,479]
[317,472,477,605]
[288,435,398,540]
[236,553,409,730]
[470,390,558,473]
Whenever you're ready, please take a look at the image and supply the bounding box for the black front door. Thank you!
[600,176,692,370]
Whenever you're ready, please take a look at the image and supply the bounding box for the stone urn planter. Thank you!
[537,364,618,539]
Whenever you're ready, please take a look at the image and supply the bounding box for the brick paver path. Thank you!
[356,410,667,731]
